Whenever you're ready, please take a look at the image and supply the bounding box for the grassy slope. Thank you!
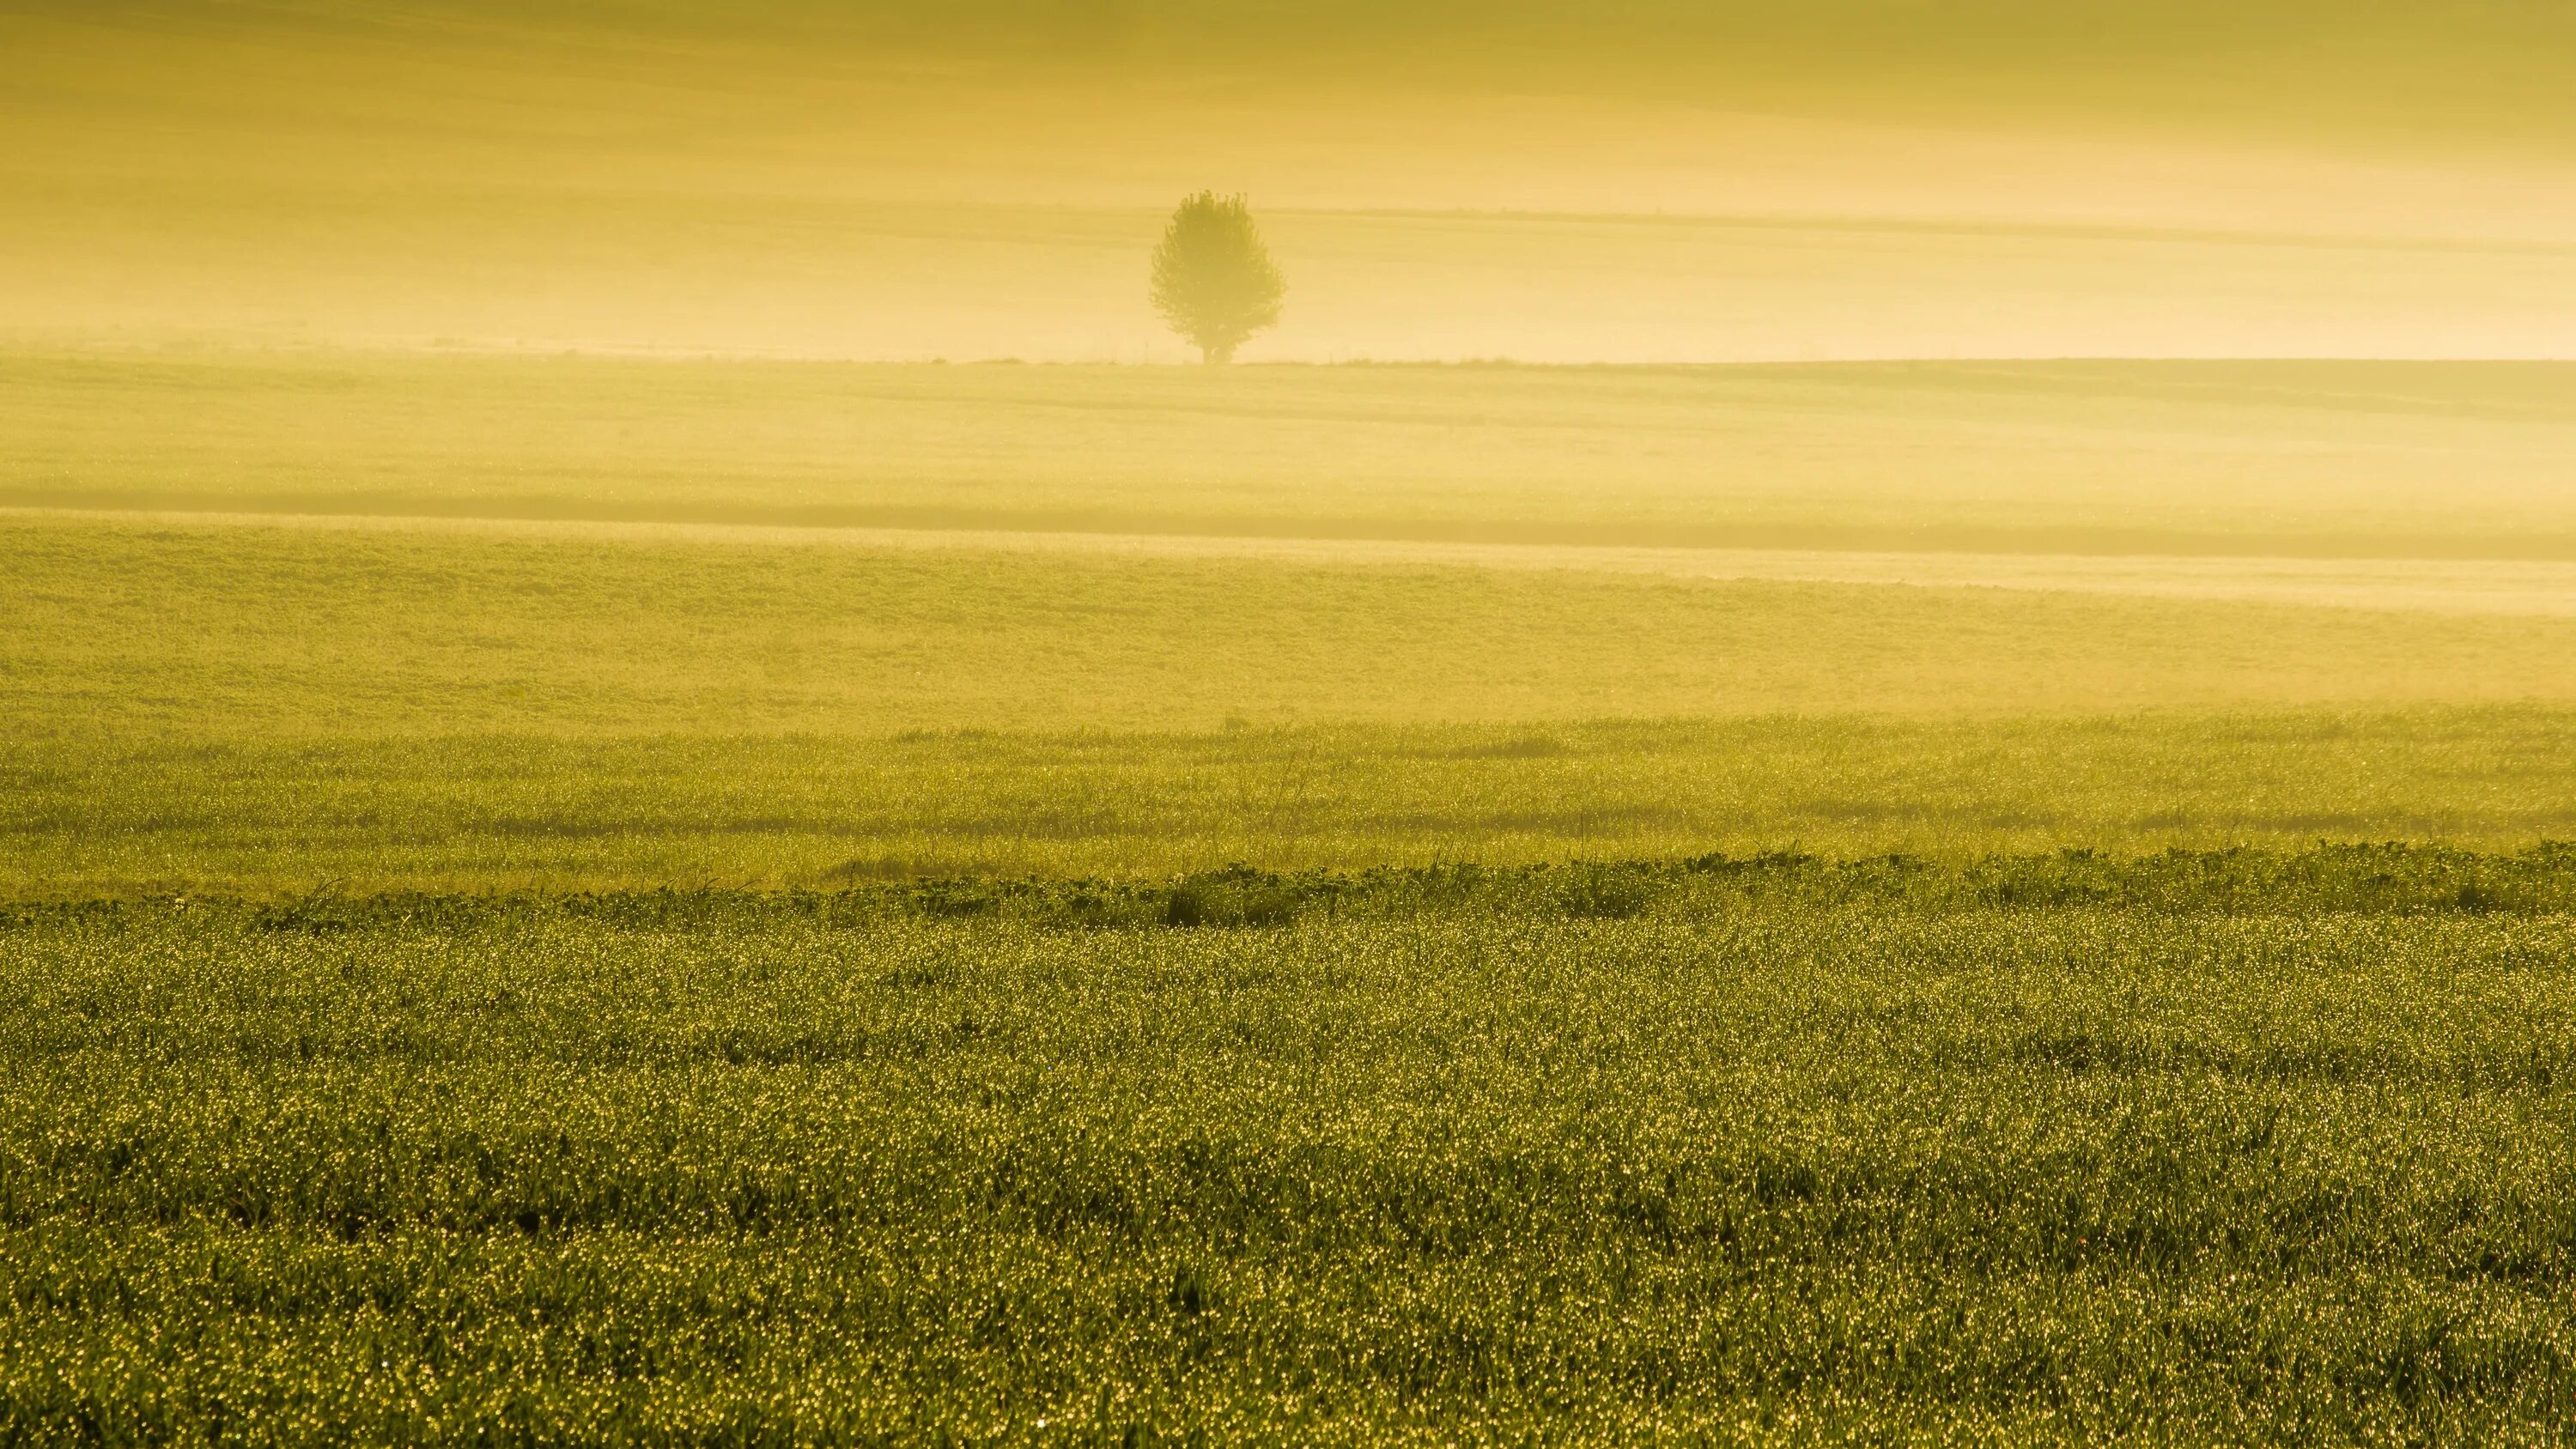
[11,353,2576,555]
[9,514,2576,892]
[21,516,2576,737]
[8,872,2574,1443]
[8,355,2575,890]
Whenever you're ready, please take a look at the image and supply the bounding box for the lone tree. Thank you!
[1149,191,1285,363]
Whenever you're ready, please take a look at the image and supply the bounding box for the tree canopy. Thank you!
[1149,192,1286,363]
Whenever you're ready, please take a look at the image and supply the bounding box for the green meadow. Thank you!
[9,349,2576,1444]
[14,0,2576,1436]
[9,496,2576,892]
[9,867,2576,1445]
[9,351,2576,894]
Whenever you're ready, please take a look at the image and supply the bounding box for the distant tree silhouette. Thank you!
[1149,192,1285,364]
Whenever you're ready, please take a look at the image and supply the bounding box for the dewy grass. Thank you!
[6,853,2576,1445]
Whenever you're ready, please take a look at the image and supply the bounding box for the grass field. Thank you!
[20,0,2576,1436]
[10,504,2576,893]
[17,709,2576,894]
[8,858,2576,1445]
[9,349,2576,1442]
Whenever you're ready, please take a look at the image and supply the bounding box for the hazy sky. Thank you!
[9,1,2575,360]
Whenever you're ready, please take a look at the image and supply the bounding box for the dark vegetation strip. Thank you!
[8,843,2573,934]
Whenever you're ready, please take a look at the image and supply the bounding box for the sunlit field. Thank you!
[11,349,2576,1444]
[10,870,2576,1444]
[12,350,2576,895]
[12,496,2576,894]
[11,0,2576,1441]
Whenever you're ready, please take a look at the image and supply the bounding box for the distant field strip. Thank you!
[10,353,2576,558]
[15,514,2576,743]
[24,508,2576,616]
